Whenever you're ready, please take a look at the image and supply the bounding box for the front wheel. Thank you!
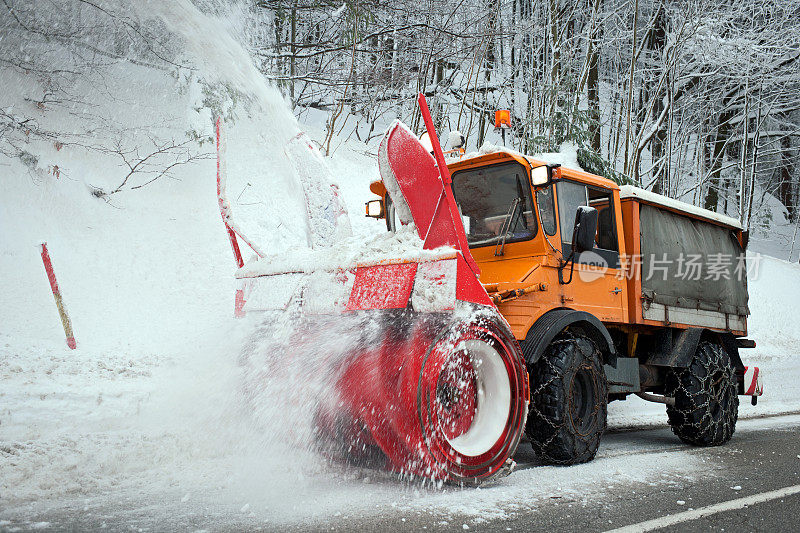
[665,341,738,446]
[526,332,608,464]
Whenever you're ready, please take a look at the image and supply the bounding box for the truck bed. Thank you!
[619,186,749,335]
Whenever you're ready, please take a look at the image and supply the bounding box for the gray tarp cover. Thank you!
[639,204,749,316]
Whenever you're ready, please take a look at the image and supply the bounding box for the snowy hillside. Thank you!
[2,1,800,529]
[4,101,800,525]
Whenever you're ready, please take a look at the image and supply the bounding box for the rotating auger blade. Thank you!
[229,95,529,485]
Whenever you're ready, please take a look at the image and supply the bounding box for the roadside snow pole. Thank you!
[215,116,244,269]
[39,242,76,349]
[215,116,246,318]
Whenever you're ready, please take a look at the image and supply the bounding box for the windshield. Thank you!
[451,162,537,247]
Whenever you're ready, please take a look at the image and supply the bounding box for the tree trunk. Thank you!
[586,0,602,153]
[623,0,639,177]
[703,109,734,212]
[648,2,667,194]
[780,134,795,221]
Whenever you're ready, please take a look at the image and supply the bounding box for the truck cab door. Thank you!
[553,180,626,323]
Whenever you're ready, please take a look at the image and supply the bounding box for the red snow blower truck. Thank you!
[216,94,762,486]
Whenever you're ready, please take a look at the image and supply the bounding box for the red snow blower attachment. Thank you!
[218,95,529,485]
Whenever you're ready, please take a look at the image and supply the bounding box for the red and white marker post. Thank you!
[215,116,245,270]
[39,242,77,349]
[215,116,246,318]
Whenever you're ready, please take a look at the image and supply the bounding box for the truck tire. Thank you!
[526,332,608,464]
[665,341,739,446]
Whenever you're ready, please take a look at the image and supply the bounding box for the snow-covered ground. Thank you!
[2,2,799,529]
[4,99,800,529]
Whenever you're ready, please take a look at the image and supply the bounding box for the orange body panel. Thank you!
[621,200,642,326]
[370,151,747,340]
[447,153,629,339]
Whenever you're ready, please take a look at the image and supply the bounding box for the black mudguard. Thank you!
[519,308,617,368]
[646,328,745,371]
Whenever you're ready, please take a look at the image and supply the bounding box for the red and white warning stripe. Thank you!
[40,242,76,350]
[743,365,763,396]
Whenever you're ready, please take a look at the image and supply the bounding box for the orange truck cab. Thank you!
[368,147,762,465]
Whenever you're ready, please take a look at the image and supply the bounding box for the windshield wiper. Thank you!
[494,197,521,257]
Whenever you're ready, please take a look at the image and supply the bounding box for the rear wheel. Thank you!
[526,332,608,464]
[665,341,738,446]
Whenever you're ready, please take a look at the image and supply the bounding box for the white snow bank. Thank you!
[747,254,800,352]
[0,0,345,518]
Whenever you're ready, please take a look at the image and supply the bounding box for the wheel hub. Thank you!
[569,366,598,436]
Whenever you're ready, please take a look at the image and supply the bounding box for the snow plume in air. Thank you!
[135,0,396,493]
[149,0,296,127]
[149,0,313,251]
[236,311,389,469]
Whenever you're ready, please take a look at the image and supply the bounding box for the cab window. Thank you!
[556,180,619,268]
[452,162,538,248]
[536,185,557,236]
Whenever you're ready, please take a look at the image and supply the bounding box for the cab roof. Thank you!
[447,149,619,191]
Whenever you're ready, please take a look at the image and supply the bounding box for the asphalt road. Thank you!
[356,414,800,533]
[2,413,799,532]
[491,419,800,533]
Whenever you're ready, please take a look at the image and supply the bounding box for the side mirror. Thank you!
[572,205,598,254]
[531,163,562,187]
[365,199,385,218]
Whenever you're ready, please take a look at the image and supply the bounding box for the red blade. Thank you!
[346,262,418,312]
[416,94,479,275]
[378,110,480,275]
